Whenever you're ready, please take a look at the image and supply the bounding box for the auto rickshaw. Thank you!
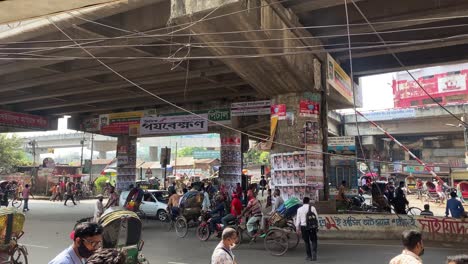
[0,208,28,264]
[457,181,468,199]
[98,208,148,264]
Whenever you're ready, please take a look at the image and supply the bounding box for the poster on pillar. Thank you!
[299,100,320,118]
[116,136,137,191]
[271,151,323,201]
[219,130,242,192]
[270,104,286,120]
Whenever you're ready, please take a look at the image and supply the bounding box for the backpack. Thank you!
[305,205,318,231]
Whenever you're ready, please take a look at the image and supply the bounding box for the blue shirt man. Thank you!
[446,192,465,218]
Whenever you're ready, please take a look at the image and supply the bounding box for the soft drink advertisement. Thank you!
[299,100,320,118]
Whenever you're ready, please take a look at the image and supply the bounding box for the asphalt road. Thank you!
[18,200,466,264]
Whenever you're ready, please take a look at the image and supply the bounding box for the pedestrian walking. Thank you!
[48,222,103,264]
[394,181,409,214]
[446,255,468,264]
[64,182,76,206]
[104,187,118,210]
[93,194,104,222]
[389,230,424,264]
[211,227,238,264]
[22,184,33,212]
[259,176,267,197]
[85,248,126,264]
[445,191,466,218]
[295,197,319,261]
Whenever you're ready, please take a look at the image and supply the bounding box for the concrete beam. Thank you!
[0,64,233,105]
[170,0,323,95]
[23,79,246,111]
[287,0,365,13]
[47,89,257,116]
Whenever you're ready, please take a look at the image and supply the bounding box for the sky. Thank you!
[359,73,394,110]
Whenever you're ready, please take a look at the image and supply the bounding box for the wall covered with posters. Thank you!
[116,136,137,191]
[219,129,242,192]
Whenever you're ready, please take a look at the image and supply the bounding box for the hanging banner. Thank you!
[271,104,286,120]
[0,110,48,130]
[328,136,356,153]
[99,111,144,135]
[161,108,231,126]
[327,54,353,103]
[299,100,320,118]
[81,117,99,133]
[231,100,271,117]
[140,114,208,135]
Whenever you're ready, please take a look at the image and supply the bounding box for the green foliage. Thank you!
[0,134,31,174]
[177,147,206,157]
[243,149,270,166]
[94,176,109,193]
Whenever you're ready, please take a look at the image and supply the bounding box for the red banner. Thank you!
[0,110,48,130]
[271,104,287,120]
[299,100,320,118]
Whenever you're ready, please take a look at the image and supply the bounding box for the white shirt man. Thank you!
[295,197,318,261]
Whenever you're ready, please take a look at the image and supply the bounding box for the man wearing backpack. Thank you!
[295,197,319,261]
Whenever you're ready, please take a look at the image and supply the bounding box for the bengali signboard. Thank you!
[327,54,353,104]
[358,108,416,122]
[299,99,320,118]
[193,150,220,159]
[231,100,271,117]
[161,108,230,126]
[0,110,48,130]
[328,136,356,153]
[140,114,208,135]
[99,111,144,135]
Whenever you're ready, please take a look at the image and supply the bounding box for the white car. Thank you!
[119,189,169,222]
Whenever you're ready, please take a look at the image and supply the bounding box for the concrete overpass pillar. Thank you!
[149,146,158,161]
[270,91,327,202]
[218,129,242,192]
[115,135,137,192]
[98,151,107,159]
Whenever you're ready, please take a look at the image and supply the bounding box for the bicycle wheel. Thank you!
[12,198,22,209]
[284,226,300,249]
[175,217,188,238]
[264,229,289,256]
[407,207,422,216]
[10,246,28,264]
[196,223,211,241]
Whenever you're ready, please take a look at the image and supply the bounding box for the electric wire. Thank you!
[350,0,468,128]
[47,17,461,176]
[3,13,468,46]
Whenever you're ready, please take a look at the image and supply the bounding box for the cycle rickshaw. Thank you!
[174,191,204,238]
[0,182,21,209]
[0,208,28,264]
[98,208,148,264]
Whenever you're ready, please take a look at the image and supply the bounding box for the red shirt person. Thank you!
[222,193,243,227]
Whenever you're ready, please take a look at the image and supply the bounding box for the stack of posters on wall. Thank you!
[116,136,137,191]
[271,151,323,202]
[219,130,242,192]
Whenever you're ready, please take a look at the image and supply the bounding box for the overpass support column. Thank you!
[98,151,107,159]
[270,91,328,202]
[218,129,242,192]
[149,146,158,161]
[115,135,137,192]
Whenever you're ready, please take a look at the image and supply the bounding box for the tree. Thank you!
[243,149,270,166]
[0,134,30,174]
[177,147,206,157]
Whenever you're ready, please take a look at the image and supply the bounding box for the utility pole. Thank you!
[80,133,86,167]
[89,133,94,182]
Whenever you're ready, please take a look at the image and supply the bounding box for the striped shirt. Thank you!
[246,198,262,216]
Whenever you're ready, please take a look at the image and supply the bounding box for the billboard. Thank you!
[393,63,468,108]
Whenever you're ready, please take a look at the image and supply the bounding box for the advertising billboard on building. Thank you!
[393,63,468,108]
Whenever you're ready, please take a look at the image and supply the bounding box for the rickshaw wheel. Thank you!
[264,229,288,256]
[175,217,188,238]
[196,225,210,241]
[407,207,422,216]
[284,226,300,249]
[10,246,28,264]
